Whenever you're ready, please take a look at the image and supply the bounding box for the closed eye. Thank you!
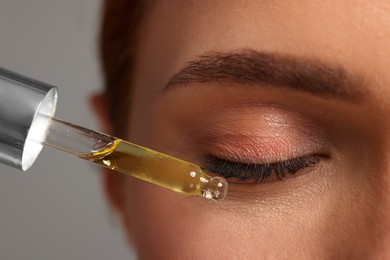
[202,154,324,183]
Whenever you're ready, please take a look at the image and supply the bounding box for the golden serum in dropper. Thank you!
[44,118,228,201]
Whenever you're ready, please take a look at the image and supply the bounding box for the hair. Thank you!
[99,0,147,138]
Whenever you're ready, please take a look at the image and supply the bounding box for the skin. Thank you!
[93,1,390,259]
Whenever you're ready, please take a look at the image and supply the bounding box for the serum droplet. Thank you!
[102,159,111,167]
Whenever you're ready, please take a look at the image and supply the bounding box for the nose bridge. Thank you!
[368,226,390,260]
[366,138,390,258]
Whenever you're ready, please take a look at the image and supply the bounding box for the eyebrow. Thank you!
[164,49,363,101]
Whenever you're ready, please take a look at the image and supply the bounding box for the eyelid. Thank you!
[198,133,328,165]
[193,112,330,183]
[192,107,329,162]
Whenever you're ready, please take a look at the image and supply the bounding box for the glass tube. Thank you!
[42,118,228,201]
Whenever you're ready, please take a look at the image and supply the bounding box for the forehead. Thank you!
[132,1,390,105]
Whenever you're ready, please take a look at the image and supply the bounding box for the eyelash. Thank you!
[202,155,321,183]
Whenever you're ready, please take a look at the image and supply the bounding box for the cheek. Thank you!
[123,179,270,257]
[118,153,379,257]
[121,163,376,259]
[122,179,240,257]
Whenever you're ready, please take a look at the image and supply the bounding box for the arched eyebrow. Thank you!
[164,49,363,101]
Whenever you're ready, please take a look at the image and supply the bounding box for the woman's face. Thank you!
[105,1,390,258]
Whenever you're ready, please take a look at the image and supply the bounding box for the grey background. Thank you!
[0,1,135,259]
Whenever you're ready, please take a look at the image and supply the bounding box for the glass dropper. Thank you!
[0,67,227,201]
[42,117,228,201]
